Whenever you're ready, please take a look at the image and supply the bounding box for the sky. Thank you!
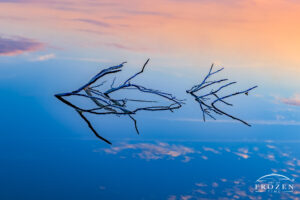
[1,0,300,199]
[1,0,300,68]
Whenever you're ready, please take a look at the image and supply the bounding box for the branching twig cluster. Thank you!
[55,60,258,144]
[55,59,184,144]
[186,63,258,126]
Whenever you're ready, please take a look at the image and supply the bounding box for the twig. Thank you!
[187,63,257,125]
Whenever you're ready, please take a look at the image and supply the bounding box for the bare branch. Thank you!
[187,63,257,125]
[55,59,183,144]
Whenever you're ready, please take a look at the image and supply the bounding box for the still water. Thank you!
[0,61,300,200]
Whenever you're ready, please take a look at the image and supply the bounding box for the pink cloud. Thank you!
[105,42,150,52]
[0,36,44,56]
[73,18,111,28]
[280,94,300,106]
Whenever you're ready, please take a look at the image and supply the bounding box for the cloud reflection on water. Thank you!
[100,141,300,199]
[99,142,196,162]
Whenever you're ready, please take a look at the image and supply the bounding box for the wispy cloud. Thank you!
[280,94,300,106]
[0,36,44,56]
[123,10,172,17]
[32,53,55,61]
[250,120,300,126]
[76,29,107,35]
[168,118,300,126]
[105,42,149,52]
[60,56,110,63]
[73,18,111,28]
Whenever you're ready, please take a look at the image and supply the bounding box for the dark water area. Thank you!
[1,135,300,199]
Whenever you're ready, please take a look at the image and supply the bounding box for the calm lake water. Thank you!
[1,61,300,200]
